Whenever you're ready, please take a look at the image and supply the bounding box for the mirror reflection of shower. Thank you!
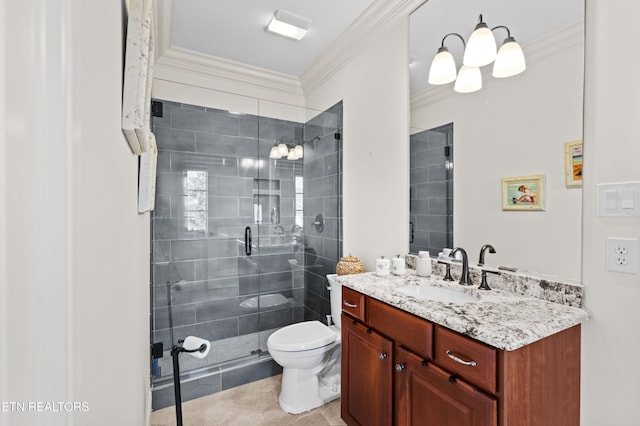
[409,123,454,255]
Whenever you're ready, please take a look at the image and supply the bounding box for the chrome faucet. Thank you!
[478,244,496,266]
[450,247,473,286]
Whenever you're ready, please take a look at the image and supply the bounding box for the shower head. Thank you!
[304,136,321,149]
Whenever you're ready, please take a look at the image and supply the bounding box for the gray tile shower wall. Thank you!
[410,126,453,255]
[302,102,343,323]
[151,100,303,361]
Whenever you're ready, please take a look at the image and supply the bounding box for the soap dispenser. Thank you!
[392,255,406,275]
[416,251,432,277]
[375,256,391,276]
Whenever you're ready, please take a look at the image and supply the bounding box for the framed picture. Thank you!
[502,175,546,211]
[564,140,583,188]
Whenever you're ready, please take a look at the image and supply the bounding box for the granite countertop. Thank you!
[336,271,591,351]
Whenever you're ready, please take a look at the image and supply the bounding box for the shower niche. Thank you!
[253,178,280,225]
[150,99,343,408]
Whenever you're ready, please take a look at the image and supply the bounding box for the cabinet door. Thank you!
[395,346,497,426]
[341,314,393,426]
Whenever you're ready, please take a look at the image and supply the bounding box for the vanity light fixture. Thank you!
[266,9,311,41]
[269,139,304,160]
[428,14,526,93]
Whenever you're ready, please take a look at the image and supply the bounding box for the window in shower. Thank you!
[183,170,208,232]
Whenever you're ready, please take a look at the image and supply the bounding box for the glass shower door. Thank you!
[150,100,263,385]
[149,98,344,408]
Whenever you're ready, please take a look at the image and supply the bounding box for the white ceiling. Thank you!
[410,0,584,94]
[170,0,376,77]
[165,0,583,89]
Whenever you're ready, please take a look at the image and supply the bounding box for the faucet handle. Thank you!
[478,269,501,290]
[437,260,454,281]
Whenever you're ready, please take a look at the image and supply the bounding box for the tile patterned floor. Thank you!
[150,374,346,426]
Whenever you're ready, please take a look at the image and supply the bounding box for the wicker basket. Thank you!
[336,255,365,276]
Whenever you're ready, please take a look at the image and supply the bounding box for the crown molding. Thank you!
[411,19,584,110]
[155,46,304,98]
[152,0,303,100]
[300,0,425,93]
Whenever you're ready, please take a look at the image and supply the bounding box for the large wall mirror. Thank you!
[409,0,584,281]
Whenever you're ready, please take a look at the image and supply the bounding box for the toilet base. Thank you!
[278,368,341,414]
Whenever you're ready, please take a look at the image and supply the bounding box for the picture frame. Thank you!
[502,175,546,211]
[564,140,583,188]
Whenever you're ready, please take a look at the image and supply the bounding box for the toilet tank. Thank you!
[327,274,342,330]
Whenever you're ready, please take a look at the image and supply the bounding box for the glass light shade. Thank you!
[277,143,288,156]
[463,23,497,67]
[269,146,280,159]
[492,38,526,78]
[428,47,457,85]
[454,66,482,93]
[287,148,298,160]
[294,145,303,158]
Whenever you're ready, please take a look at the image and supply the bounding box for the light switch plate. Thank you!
[597,182,640,216]
[606,237,638,274]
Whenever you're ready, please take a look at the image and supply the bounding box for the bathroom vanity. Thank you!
[338,270,590,426]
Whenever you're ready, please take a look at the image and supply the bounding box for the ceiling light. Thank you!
[266,9,311,41]
[427,15,525,94]
[294,145,303,159]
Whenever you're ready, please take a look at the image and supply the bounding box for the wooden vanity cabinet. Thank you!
[341,287,582,426]
[341,314,393,426]
[395,346,497,426]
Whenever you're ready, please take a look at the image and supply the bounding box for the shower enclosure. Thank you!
[150,99,343,408]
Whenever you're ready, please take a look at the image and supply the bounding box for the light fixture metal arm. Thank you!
[440,32,466,49]
[491,25,512,39]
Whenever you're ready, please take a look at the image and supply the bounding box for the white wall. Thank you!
[581,1,640,424]
[411,24,584,280]
[304,23,411,271]
[1,1,150,425]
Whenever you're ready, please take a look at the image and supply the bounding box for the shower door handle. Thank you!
[410,221,414,244]
[244,226,252,256]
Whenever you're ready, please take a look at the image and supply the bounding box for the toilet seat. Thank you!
[268,321,337,352]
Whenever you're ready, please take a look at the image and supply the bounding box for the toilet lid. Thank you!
[268,321,337,351]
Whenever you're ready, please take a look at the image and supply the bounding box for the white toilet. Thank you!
[267,274,342,414]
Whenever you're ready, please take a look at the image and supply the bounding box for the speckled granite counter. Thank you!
[335,271,591,351]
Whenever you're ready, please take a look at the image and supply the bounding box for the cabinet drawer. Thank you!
[367,297,433,359]
[434,326,496,394]
[342,287,365,321]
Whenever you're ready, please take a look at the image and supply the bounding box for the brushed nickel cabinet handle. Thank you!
[395,364,406,372]
[378,353,387,360]
[343,300,357,308]
[445,350,477,367]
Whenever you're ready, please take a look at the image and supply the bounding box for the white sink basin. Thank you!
[395,285,480,304]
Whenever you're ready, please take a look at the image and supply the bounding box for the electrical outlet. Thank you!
[606,237,638,274]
